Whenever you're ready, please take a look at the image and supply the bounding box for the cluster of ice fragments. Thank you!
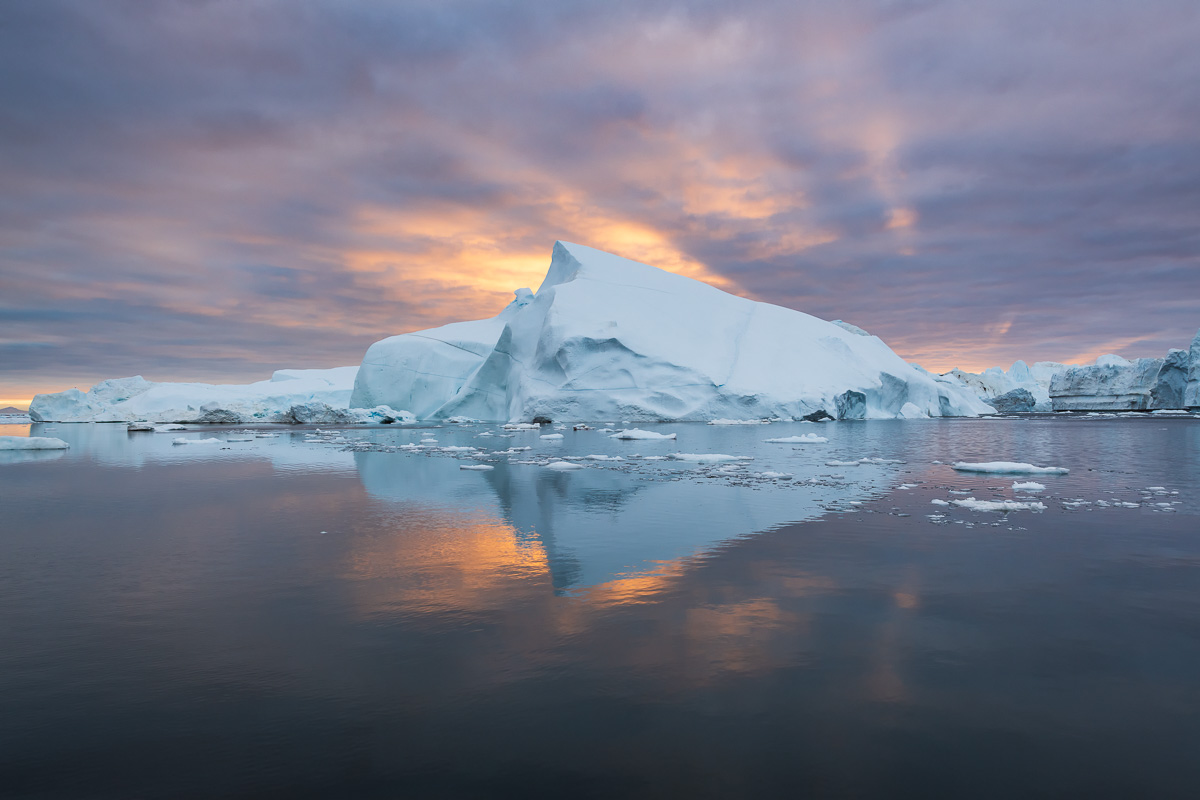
[943,328,1200,413]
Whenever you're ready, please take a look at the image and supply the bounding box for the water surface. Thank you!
[2,417,1199,798]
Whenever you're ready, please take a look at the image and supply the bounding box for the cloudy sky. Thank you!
[2,0,1198,405]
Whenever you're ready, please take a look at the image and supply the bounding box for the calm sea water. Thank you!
[2,416,1199,798]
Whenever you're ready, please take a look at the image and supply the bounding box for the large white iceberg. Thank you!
[353,242,993,422]
[29,366,414,424]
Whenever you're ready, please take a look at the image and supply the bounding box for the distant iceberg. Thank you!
[352,242,993,422]
[29,367,416,425]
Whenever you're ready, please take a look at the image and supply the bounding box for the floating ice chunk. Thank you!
[764,434,828,444]
[609,429,677,440]
[540,433,564,440]
[459,464,494,471]
[670,453,754,463]
[584,454,624,461]
[951,497,1047,512]
[0,436,70,450]
[502,423,541,430]
[825,460,861,467]
[171,437,222,445]
[225,436,254,442]
[1145,486,1166,491]
[759,471,794,479]
[440,446,478,452]
[708,419,766,425]
[544,461,584,470]
[420,438,438,444]
[1012,481,1046,492]
[952,461,1069,475]
[930,498,951,506]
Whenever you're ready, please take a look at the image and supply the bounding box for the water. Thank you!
[2,417,1199,798]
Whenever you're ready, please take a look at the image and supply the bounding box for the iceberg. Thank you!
[943,360,1070,412]
[1051,355,1166,412]
[952,461,1069,475]
[1187,329,1200,410]
[0,436,70,450]
[355,242,993,422]
[28,367,415,425]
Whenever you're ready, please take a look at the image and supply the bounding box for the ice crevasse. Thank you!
[351,241,993,422]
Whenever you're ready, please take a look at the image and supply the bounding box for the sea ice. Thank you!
[952,461,1069,475]
[0,436,70,450]
[670,453,754,463]
[544,461,584,470]
[1012,481,1046,491]
[172,437,223,445]
[540,433,564,440]
[951,497,1048,512]
[459,464,495,471]
[609,429,677,440]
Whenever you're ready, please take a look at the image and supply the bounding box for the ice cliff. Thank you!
[29,367,414,424]
[352,241,993,421]
[1049,350,1193,412]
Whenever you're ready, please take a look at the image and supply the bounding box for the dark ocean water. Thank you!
[2,416,1199,798]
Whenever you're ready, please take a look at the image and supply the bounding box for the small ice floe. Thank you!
[540,433,564,440]
[898,484,918,490]
[446,416,479,423]
[544,461,584,470]
[764,434,828,444]
[609,428,677,440]
[440,446,478,452]
[476,431,495,437]
[952,461,1069,475]
[255,433,278,438]
[420,438,438,444]
[172,437,222,445]
[154,424,189,432]
[759,471,794,479]
[584,454,624,461]
[1012,481,1046,492]
[573,424,593,431]
[495,446,532,454]
[670,453,754,463]
[951,497,1047,512]
[127,422,156,432]
[459,464,494,471]
[930,499,951,506]
[708,418,766,425]
[825,460,861,467]
[225,436,255,442]
[1145,486,1167,492]
[0,436,70,450]
[1119,502,1140,508]
[503,423,541,430]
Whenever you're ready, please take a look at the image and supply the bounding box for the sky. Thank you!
[2,0,1199,407]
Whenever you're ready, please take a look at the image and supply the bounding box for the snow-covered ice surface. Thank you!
[27,367,418,425]
[354,241,993,422]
